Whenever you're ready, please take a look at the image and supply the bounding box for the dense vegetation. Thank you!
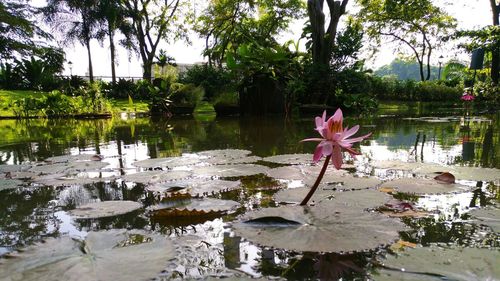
[0,0,498,117]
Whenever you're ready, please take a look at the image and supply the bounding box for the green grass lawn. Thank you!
[0,89,151,117]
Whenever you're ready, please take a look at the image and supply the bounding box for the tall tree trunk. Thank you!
[142,57,153,80]
[490,0,499,85]
[307,0,349,66]
[85,38,94,83]
[109,28,117,84]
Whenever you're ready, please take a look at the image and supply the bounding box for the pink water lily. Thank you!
[461,93,475,101]
[302,109,372,169]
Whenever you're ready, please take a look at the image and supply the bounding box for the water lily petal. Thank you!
[344,132,372,144]
[301,138,324,142]
[320,141,333,156]
[313,145,324,162]
[331,145,343,169]
[342,125,360,139]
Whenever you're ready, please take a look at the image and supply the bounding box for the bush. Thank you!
[169,83,204,106]
[179,64,234,101]
[213,91,239,106]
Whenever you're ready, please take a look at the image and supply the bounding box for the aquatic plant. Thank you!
[300,109,371,205]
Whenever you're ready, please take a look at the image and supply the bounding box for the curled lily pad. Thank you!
[132,156,200,169]
[0,229,174,281]
[434,172,455,183]
[0,178,23,191]
[151,198,240,216]
[147,179,241,197]
[275,185,389,208]
[45,154,102,163]
[232,205,406,253]
[380,177,472,195]
[29,161,109,174]
[122,170,191,184]
[266,165,348,182]
[262,154,314,165]
[192,164,269,178]
[469,207,500,232]
[68,200,142,219]
[376,246,500,281]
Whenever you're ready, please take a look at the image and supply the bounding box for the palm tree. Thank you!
[43,0,99,82]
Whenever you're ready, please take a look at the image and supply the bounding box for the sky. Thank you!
[35,0,494,77]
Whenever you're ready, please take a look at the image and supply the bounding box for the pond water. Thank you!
[0,110,499,280]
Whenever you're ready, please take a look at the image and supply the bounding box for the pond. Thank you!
[0,110,499,280]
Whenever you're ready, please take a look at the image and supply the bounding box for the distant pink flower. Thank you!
[461,93,475,101]
[302,109,371,169]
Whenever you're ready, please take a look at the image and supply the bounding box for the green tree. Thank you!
[306,0,349,67]
[121,0,187,81]
[195,0,304,67]
[43,0,100,82]
[358,0,456,81]
[490,0,499,84]
[0,1,53,62]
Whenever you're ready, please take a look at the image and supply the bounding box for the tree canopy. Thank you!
[358,0,456,81]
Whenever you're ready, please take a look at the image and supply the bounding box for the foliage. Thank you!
[0,1,53,61]
[474,80,500,110]
[146,79,172,113]
[456,25,500,84]
[179,64,234,101]
[169,83,204,106]
[0,63,23,89]
[195,0,304,67]
[330,17,364,71]
[370,76,462,101]
[358,0,456,81]
[375,59,440,80]
[213,91,239,107]
[120,0,188,80]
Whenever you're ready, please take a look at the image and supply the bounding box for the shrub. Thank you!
[169,83,204,106]
[179,64,234,101]
[213,91,239,106]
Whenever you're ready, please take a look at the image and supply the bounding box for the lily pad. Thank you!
[266,165,348,182]
[45,154,103,163]
[274,188,390,209]
[262,154,315,165]
[132,156,200,169]
[122,170,191,184]
[0,164,31,173]
[377,246,500,281]
[469,207,500,232]
[204,155,262,165]
[192,164,269,178]
[33,173,113,187]
[0,178,23,191]
[151,198,240,216]
[0,229,174,281]
[232,205,406,253]
[379,177,472,195]
[68,200,142,219]
[147,179,241,197]
[444,166,500,182]
[29,161,109,174]
[197,149,252,158]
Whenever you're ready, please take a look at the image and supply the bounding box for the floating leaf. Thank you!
[469,207,500,232]
[122,170,191,184]
[45,154,102,163]
[68,200,142,219]
[132,156,200,169]
[33,173,113,187]
[381,209,430,218]
[275,187,390,209]
[376,246,500,281]
[266,165,348,182]
[433,172,455,183]
[146,179,241,197]
[444,166,500,182]
[262,154,314,165]
[196,149,252,159]
[151,198,240,217]
[204,155,262,165]
[0,229,174,281]
[390,240,417,251]
[29,161,109,174]
[192,164,269,178]
[380,178,472,195]
[0,178,23,191]
[232,205,406,253]
[0,164,31,173]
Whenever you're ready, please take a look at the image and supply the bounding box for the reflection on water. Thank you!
[0,112,498,279]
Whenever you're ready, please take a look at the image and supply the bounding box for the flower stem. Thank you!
[300,155,331,206]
